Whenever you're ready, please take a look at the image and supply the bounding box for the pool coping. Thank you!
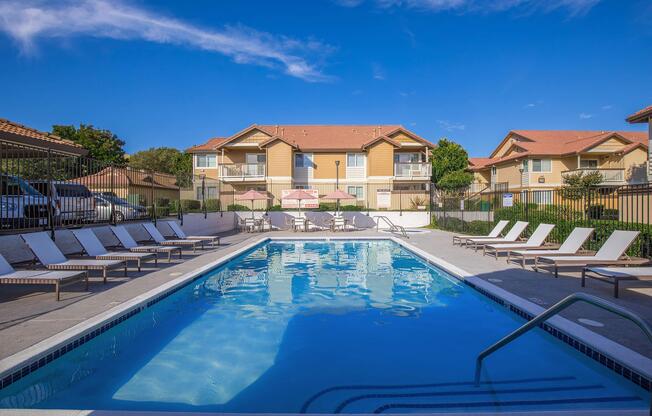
[0,235,650,412]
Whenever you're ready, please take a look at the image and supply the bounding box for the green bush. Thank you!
[602,209,618,220]
[227,204,250,211]
[431,216,492,235]
[268,205,283,211]
[586,204,604,220]
[339,204,364,211]
[203,199,220,212]
[177,199,201,212]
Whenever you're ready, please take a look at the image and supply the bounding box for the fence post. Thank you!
[46,149,55,240]
[524,189,529,222]
[110,166,116,226]
[399,188,403,216]
[150,170,156,226]
[201,175,207,219]
[178,175,183,226]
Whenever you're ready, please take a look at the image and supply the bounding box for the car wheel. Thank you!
[113,211,125,223]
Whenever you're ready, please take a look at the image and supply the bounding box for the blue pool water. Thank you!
[0,240,648,413]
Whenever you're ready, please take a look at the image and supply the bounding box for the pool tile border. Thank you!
[0,236,650,400]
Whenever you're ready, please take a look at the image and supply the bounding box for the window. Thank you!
[531,159,551,172]
[393,183,427,191]
[580,159,598,169]
[521,160,529,172]
[347,186,364,200]
[196,154,217,168]
[491,166,497,176]
[295,153,312,168]
[295,185,311,190]
[246,153,266,164]
[196,186,218,200]
[394,153,421,163]
[531,190,553,205]
[347,153,365,167]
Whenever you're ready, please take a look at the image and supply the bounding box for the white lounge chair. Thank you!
[535,230,647,278]
[508,227,595,268]
[582,267,652,298]
[72,228,157,272]
[467,221,529,251]
[165,221,220,247]
[21,232,126,284]
[111,225,182,262]
[0,253,87,301]
[452,220,509,246]
[331,216,347,232]
[483,223,555,259]
[142,223,203,253]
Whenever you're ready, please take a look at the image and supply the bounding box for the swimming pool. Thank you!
[0,239,649,413]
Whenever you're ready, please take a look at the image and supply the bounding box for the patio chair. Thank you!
[508,227,594,268]
[466,221,529,251]
[483,223,555,259]
[535,230,647,278]
[110,225,182,262]
[142,223,204,253]
[582,267,652,298]
[244,217,259,232]
[0,253,87,301]
[21,231,126,284]
[332,215,347,232]
[165,221,220,247]
[452,220,509,246]
[292,217,308,232]
[72,228,157,272]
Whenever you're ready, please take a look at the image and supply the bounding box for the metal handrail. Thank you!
[474,292,652,414]
[374,215,408,238]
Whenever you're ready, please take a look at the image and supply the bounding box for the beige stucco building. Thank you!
[187,124,435,209]
[469,130,649,199]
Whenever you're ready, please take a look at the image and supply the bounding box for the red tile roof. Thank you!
[0,118,86,155]
[471,130,648,170]
[186,137,227,152]
[626,105,652,123]
[189,124,435,152]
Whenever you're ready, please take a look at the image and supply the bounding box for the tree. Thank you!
[431,138,473,191]
[128,147,192,177]
[52,124,126,166]
[560,170,603,200]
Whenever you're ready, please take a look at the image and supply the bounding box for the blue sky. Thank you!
[0,0,650,157]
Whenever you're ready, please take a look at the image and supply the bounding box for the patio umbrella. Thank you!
[283,189,316,217]
[322,189,356,216]
[235,189,270,218]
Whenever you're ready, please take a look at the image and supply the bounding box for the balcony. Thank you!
[394,163,432,179]
[561,168,625,184]
[220,163,266,181]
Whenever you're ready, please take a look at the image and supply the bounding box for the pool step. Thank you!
[301,375,645,413]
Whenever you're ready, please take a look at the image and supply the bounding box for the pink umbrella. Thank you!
[235,189,270,218]
[322,190,356,215]
[283,189,316,216]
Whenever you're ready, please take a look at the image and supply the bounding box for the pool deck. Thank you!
[0,228,651,363]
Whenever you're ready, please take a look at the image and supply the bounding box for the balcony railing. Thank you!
[562,168,625,183]
[394,162,432,178]
[220,163,266,179]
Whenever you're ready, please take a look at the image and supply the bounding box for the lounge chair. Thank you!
[110,225,182,262]
[452,220,509,246]
[165,221,220,247]
[0,253,87,301]
[466,221,529,251]
[582,267,652,298]
[21,232,126,284]
[535,230,647,278]
[266,212,293,231]
[142,223,203,253]
[508,227,594,268]
[305,212,332,230]
[72,228,157,272]
[483,223,555,259]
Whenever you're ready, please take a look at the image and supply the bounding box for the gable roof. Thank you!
[473,130,648,170]
[76,167,179,190]
[0,118,87,156]
[191,124,435,152]
[186,137,227,152]
[626,104,652,123]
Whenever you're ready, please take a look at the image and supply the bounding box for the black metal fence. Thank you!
[432,184,652,258]
[1,140,183,234]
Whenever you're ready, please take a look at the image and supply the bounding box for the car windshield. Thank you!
[2,176,43,197]
[102,195,132,205]
[57,184,92,198]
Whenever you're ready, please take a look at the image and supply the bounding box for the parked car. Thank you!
[29,181,96,224]
[93,193,148,222]
[0,174,52,229]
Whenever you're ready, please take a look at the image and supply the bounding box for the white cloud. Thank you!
[524,103,536,108]
[437,119,465,131]
[601,104,613,110]
[372,63,386,80]
[0,0,334,82]
[342,0,600,15]
[579,112,594,119]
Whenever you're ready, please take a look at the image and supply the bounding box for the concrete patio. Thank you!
[0,227,651,362]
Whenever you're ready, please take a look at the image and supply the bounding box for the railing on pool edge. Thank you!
[474,292,652,415]
[374,216,409,238]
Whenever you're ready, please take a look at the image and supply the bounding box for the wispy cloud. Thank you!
[0,0,334,82]
[601,104,613,110]
[437,119,466,131]
[341,0,600,16]
[524,103,536,108]
[372,63,386,80]
[579,112,594,119]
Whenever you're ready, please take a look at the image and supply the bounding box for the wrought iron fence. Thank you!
[432,184,652,259]
[1,139,183,234]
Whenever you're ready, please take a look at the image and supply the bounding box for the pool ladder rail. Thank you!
[374,216,408,238]
[474,292,652,415]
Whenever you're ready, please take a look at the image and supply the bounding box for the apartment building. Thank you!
[626,104,652,182]
[186,124,435,209]
[469,129,649,198]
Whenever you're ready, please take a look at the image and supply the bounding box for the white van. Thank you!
[29,181,96,224]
